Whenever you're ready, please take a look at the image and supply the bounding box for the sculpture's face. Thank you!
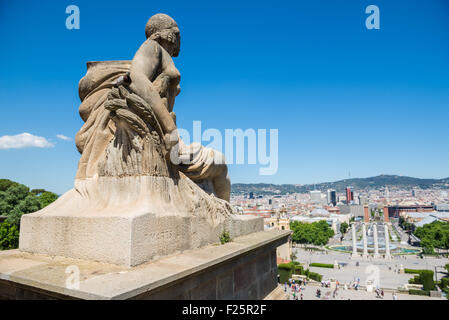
[160,26,181,57]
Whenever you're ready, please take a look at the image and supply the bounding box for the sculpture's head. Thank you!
[145,13,180,57]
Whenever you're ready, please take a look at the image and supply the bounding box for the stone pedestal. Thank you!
[19,176,263,267]
[362,223,368,259]
[373,224,380,258]
[1,230,290,300]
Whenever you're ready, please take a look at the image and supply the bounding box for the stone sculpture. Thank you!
[19,14,262,266]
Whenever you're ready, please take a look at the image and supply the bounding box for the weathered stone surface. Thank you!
[3,230,291,300]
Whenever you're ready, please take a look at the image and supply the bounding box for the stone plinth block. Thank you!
[19,176,264,267]
[1,230,290,300]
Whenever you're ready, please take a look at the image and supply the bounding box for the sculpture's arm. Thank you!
[129,40,177,136]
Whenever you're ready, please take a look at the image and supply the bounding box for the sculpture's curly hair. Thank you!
[145,13,178,40]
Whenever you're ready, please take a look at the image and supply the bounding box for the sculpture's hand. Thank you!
[163,131,179,152]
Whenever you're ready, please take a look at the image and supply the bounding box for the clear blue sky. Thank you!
[1,0,448,194]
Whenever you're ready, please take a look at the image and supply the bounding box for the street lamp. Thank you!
[435,266,438,285]
[434,265,445,286]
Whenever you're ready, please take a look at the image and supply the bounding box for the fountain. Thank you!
[330,222,421,256]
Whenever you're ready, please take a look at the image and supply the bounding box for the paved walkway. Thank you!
[292,247,449,290]
[281,284,444,300]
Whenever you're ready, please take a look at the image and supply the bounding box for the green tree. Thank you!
[30,189,47,196]
[0,179,19,192]
[0,181,59,229]
[6,194,42,226]
[415,221,449,251]
[0,221,20,250]
[419,270,435,291]
[38,192,58,208]
[0,183,30,215]
[290,220,334,246]
[0,179,60,251]
[340,222,349,234]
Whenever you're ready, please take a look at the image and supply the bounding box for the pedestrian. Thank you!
[375,289,381,299]
[300,293,303,300]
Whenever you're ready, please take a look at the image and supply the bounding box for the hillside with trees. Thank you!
[232,174,449,195]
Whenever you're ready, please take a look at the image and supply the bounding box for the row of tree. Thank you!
[0,179,58,250]
[414,220,449,254]
[290,220,335,246]
[399,216,415,233]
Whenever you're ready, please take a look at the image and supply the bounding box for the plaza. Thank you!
[286,246,448,299]
[282,283,444,300]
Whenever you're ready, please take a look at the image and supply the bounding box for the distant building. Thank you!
[243,206,273,218]
[310,190,322,204]
[346,187,353,204]
[265,214,291,264]
[338,204,364,218]
[327,189,337,206]
[403,211,449,227]
[327,206,340,215]
[384,204,434,219]
[435,203,449,212]
[337,204,350,214]
[358,195,368,206]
